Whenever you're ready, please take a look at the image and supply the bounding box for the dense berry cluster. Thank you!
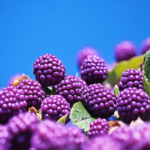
[7,112,39,150]
[118,69,143,91]
[41,95,70,123]
[141,38,150,54]
[77,47,99,67]
[80,55,108,85]
[16,79,45,110]
[82,83,117,118]
[117,87,150,123]
[30,120,84,150]
[82,135,122,150]
[114,41,136,62]
[0,86,27,124]
[87,118,109,137]
[56,75,87,106]
[33,54,66,87]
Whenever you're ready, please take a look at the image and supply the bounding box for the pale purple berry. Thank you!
[141,38,150,54]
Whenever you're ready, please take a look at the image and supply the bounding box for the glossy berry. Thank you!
[80,55,108,85]
[83,83,117,118]
[7,112,39,150]
[87,118,109,138]
[56,75,87,106]
[0,86,27,124]
[16,78,45,110]
[82,135,123,150]
[118,69,144,91]
[33,54,66,87]
[117,87,150,123]
[68,127,87,150]
[141,38,150,54]
[41,95,70,123]
[115,41,136,62]
[77,47,99,67]
[30,120,82,150]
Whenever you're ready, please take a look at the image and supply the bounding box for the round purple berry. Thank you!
[117,87,150,123]
[56,75,87,106]
[7,112,39,150]
[141,38,150,54]
[118,69,144,91]
[16,78,45,110]
[41,95,70,123]
[68,127,87,150]
[87,118,109,138]
[30,120,82,150]
[115,41,136,62]
[80,55,108,85]
[82,135,123,150]
[82,83,117,118]
[77,47,99,67]
[0,86,27,124]
[33,54,66,87]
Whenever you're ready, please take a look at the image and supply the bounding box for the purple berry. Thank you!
[82,83,117,118]
[16,78,45,110]
[118,69,144,91]
[0,86,27,124]
[80,55,108,85]
[33,54,66,87]
[7,112,39,150]
[30,120,83,150]
[141,38,150,54]
[115,41,136,62]
[82,135,123,150]
[117,87,150,123]
[87,118,109,138]
[68,127,87,150]
[41,95,70,123]
[56,75,87,106]
[77,47,99,67]
[0,125,10,150]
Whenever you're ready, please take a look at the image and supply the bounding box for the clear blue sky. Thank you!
[0,0,150,88]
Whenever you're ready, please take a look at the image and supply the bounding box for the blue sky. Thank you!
[0,0,150,88]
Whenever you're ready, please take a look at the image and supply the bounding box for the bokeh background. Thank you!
[0,0,150,88]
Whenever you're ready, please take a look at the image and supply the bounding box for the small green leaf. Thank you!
[106,54,145,86]
[143,50,150,82]
[57,114,68,124]
[143,75,150,97]
[44,86,56,96]
[70,102,96,132]
[114,85,120,97]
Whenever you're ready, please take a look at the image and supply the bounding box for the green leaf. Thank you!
[114,85,120,97]
[143,50,150,82]
[57,114,68,124]
[70,102,96,132]
[106,54,145,86]
[44,86,56,96]
[143,75,150,97]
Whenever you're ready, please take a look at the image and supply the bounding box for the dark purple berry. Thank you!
[80,55,108,85]
[41,95,70,123]
[115,41,136,62]
[33,54,66,87]
[16,78,45,110]
[77,47,99,67]
[82,83,117,118]
[30,120,82,150]
[56,75,87,106]
[68,127,87,150]
[7,112,39,150]
[141,38,150,54]
[82,135,123,150]
[117,87,150,123]
[87,118,109,138]
[118,69,143,91]
[0,86,27,124]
